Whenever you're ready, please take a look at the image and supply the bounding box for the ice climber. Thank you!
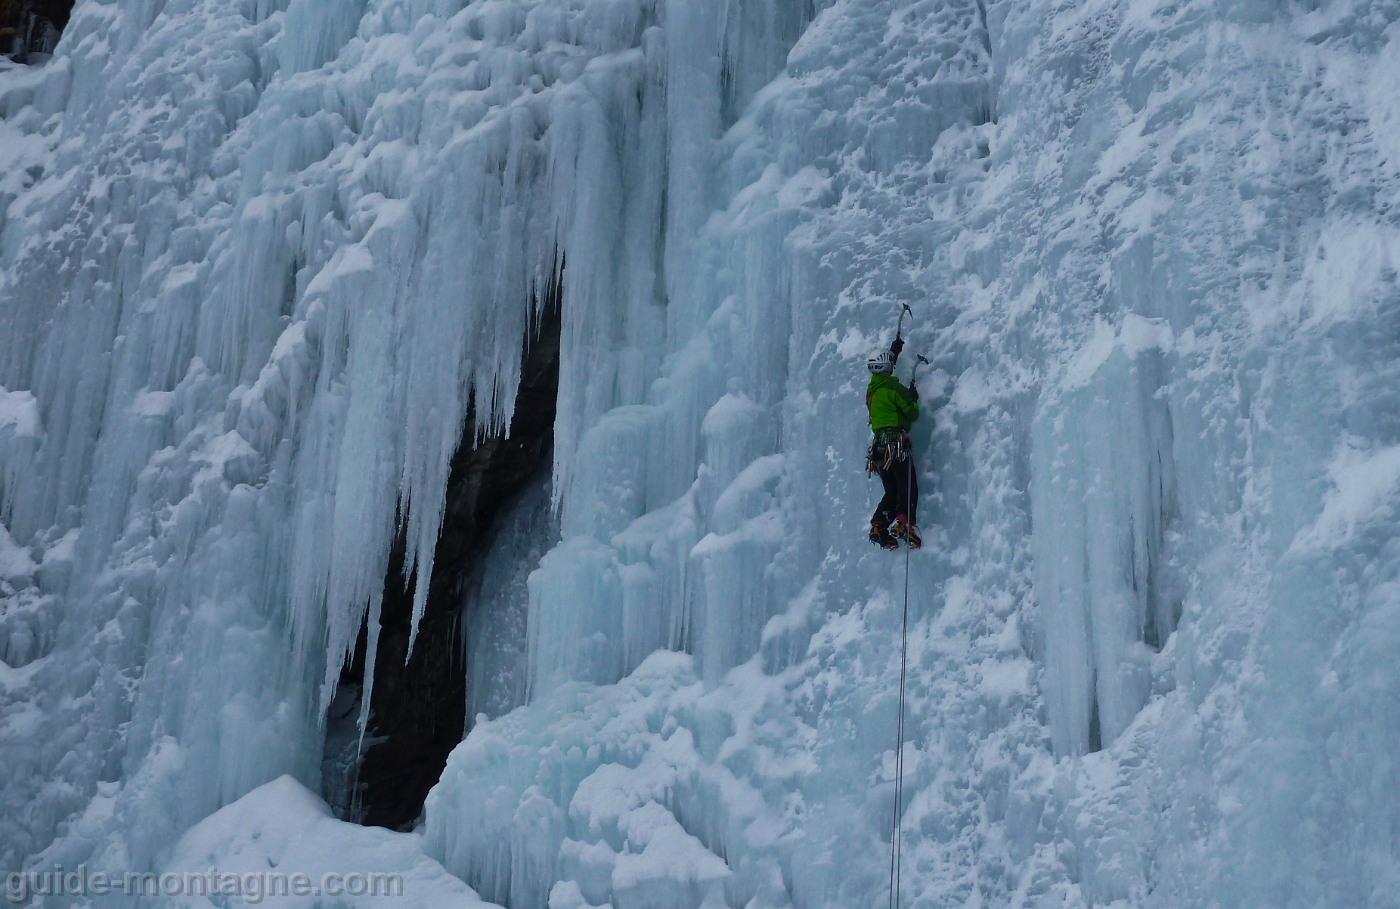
[866,336,921,550]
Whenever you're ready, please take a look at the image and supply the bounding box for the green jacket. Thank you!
[867,374,919,435]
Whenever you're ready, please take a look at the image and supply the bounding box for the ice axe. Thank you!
[895,302,913,340]
[911,354,929,390]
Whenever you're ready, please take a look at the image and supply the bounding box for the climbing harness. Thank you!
[887,353,926,909]
[866,429,912,476]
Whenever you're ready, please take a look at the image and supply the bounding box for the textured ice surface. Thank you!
[4,0,1400,906]
[163,775,492,909]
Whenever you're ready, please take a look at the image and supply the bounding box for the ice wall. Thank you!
[0,0,702,877]
[3,0,1400,907]
[1032,316,1181,756]
[433,0,1400,906]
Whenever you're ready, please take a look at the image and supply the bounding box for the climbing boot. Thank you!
[869,521,898,551]
[889,516,921,550]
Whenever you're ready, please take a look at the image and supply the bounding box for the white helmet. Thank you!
[867,348,895,375]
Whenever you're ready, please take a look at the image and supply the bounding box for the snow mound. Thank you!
[163,775,493,909]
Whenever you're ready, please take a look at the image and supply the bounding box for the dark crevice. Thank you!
[325,275,562,831]
[1087,685,1102,754]
[1,0,73,63]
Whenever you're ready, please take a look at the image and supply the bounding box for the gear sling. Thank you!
[867,427,918,530]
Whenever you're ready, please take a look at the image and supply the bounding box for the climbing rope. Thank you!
[888,451,914,909]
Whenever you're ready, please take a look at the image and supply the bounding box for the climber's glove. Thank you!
[909,381,919,402]
[890,336,904,356]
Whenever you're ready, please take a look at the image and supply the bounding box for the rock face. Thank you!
[0,0,72,61]
[345,295,561,831]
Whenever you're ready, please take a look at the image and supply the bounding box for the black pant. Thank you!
[873,455,918,527]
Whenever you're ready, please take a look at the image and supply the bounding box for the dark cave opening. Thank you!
[1,0,74,62]
[325,281,562,831]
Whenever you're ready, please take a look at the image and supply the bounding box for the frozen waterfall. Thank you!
[3,0,1400,907]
